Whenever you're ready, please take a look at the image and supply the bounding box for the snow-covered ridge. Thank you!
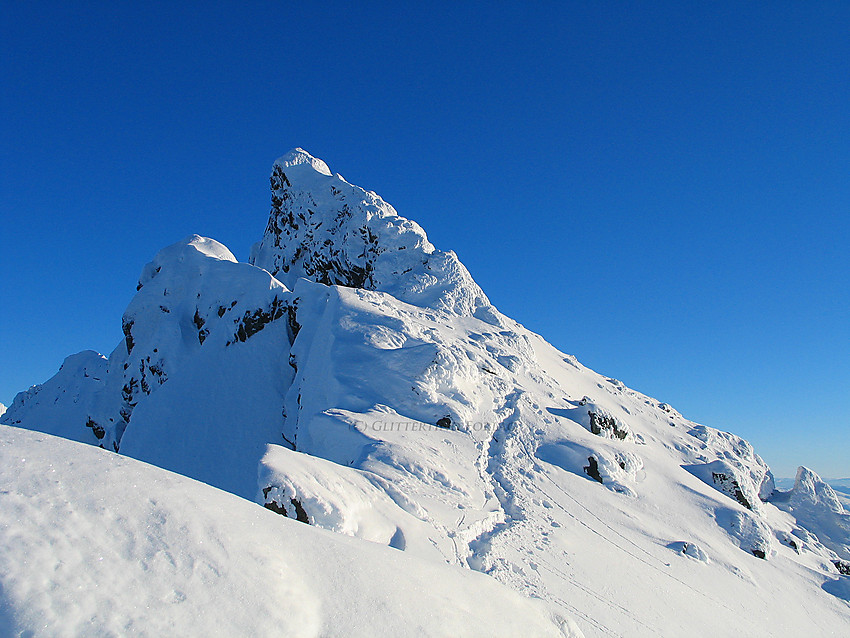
[2,149,849,637]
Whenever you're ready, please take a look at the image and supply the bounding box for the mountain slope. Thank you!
[3,149,848,636]
[0,424,573,637]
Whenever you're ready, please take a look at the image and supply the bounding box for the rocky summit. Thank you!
[3,150,848,637]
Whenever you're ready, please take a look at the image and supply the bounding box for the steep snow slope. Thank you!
[0,425,574,638]
[260,276,850,636]
[3,149,849,636]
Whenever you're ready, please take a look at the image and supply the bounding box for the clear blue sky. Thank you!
[1,2,847,478]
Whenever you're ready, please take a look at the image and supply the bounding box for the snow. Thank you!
[249,148,500,322]
[0,425,575,638]
[3,149,850,637]
[770,467,850,562]
[276,147,333,176]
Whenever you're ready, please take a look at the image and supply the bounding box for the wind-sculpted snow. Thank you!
[250,148,501,323]
[0,425,575,638]
[4,150,850,636]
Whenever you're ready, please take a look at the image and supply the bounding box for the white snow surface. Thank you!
[0,425,574,638]
[3,149,849,637]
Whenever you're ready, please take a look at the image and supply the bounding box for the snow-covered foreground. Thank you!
[3,149,848,636]
[0,425,575,637]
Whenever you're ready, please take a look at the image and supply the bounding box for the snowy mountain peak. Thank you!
[3,150,849,637]
[250,149,501,324]
[274,147,333,176]
[792,466,845,514]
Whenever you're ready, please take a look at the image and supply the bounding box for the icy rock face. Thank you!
[250,149,501,324]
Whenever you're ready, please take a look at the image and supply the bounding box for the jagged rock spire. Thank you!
[249,148,501,324]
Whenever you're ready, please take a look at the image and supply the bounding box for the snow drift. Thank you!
[0,425,574,637]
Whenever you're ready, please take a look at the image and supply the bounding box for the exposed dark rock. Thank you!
[263,499,287,516]
[121,378,138,404]
[290,497,309,523]
[589,411,628,440]
[262,486,310,524]
[147,362,166,382]
[286,301,300,339]
[228,297,288,345]
[122,319,135,354]
[193,308,205,330]
[584,456,603,483]
[193,309,209,344]
[752,549,766,559]
[436,416,452,429]
[712,471,753,510]
[776,531,801,553]
[85,417,105,440]
[834,560,850,576]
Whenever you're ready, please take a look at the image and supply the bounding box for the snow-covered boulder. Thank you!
[684,425,774,507]
[668,541,710,563]
[552,399,632,441]
[259,444,453,562]
[684,459,765,511]
[716,508,773,559]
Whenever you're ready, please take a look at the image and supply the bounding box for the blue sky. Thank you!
[1,2,847,478]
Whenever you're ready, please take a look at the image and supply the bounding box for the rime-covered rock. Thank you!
[249,149,500,324]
